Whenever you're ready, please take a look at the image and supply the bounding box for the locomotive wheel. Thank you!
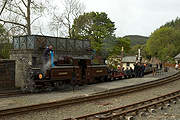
[53,82,62,90]
[100,76,105,82]
[110,77,114,81]
[124,75,127,79]
[104,76,108,82]
[118,76,122,80]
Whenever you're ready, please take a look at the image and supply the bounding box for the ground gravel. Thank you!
[0,70,180,120]
[136,101,180,120]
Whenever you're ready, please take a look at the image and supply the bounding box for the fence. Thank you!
[164,63,176,68]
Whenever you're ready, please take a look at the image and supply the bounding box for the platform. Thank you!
[0,68,178,110]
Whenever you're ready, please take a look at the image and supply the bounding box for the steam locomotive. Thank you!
[31,57,109,89]
[31,56,153,90]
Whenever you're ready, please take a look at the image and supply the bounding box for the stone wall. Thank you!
[10,50,33,88]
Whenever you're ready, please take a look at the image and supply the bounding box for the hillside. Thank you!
[124,35,149,46]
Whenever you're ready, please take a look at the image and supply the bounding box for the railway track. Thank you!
[66,90,180,120]
[0,72,180,117]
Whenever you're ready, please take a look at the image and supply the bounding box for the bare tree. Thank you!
[49,0,85,38]
[0,0,47,35]
[49,12,65,37]
[0,0,8,16]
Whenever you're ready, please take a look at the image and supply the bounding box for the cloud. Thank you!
[80,0,180,37]
[34,0,180,37]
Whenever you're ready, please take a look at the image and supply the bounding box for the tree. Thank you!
[146,27,180,62]
[0,0,8,16]
[128,44,151,60]
[146,17,180,62]
[0,0,46,35]
[0,23,8,42]
[111,37,130,55]
[0,23,11,59]
[163,17,180,30]
[72,12,116,54]
[100,36,130,58]
[49,0,85,37]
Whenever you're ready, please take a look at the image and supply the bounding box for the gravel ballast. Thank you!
[0,69,179,120]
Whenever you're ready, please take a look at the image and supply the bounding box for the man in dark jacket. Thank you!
[141,63,145,77]
[43,45,53,64]
[134,63,138,77]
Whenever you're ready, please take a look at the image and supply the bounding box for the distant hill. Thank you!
[124,35,149,46]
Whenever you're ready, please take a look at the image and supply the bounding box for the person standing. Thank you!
[134,63,138,77]
[175,64,179,70]
[141,63,145,77]
[44,45,53,62]
[137,63,141,77]
[160,63,163,70]
[43,45,54,70]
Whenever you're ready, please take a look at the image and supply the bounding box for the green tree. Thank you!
[128,44,150,59]
[71,12,116,54]
[0,23,11,59]
[0,24,8,42]
[101,36,130,57]
[146,26,180,62]
[128,44,142,55]
[163,17,180,30]
[112,37,130,55]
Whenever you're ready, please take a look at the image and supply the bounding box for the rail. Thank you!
[68,90,180,120]
[0,72,179,117]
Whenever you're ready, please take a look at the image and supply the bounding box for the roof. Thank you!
[174,53,180,59]
[122,56,136,63]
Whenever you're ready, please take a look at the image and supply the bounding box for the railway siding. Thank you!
[0,68,180,119]
[0,68,177,111]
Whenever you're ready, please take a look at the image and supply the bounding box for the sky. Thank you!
[34,0,180,37]
[78,0,180,37]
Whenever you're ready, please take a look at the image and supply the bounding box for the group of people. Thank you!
[133,63,146,77]
[119,63,146,78]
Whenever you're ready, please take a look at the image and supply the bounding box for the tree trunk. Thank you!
[68,25,71,38]
[27,0,31,35]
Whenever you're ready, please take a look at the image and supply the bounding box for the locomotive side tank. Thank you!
[32,65,81,88]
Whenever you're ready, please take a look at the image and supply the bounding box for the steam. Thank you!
[41,57,57,73]
[42,60,51,72]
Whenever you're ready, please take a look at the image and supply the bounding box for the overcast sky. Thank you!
[35,0,180,37]
[78,0,180,37]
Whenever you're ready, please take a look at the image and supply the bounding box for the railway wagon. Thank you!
[110,70,125,80]
[86,65,108,83]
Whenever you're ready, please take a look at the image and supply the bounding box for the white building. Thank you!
[174,53,180,63]
[122,56,137,69]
